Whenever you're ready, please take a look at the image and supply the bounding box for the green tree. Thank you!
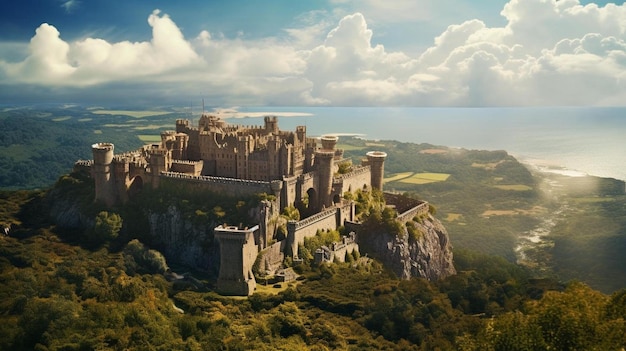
[281,205,300,221]
[87,211,122,244]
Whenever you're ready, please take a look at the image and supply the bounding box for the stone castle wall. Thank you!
[159,171,274,198]
[287,206,341,257]
[384,192,430,223]
[314,232,359,264]
[396,202,430,223]
[334,165,371,196]
[257,240,286,275]
[170,160,203,176]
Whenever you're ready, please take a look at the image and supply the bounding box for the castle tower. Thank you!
[148,149,170,188]
[296,126,306,144]
[304,137,317,173]
[315,135,338,210]
[264,116,278,134]
[215,225,259,296]
[176,119,189,133]
[92,143,116,206]
[366,151,387,191]
[113,156,130,204]
[173,133,188,160]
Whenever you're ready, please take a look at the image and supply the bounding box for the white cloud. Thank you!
[2,1,626,106]
[1,23,76,83]
[301,0,626,106]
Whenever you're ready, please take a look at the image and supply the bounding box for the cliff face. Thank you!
[146,206,220,277]
[359,215,456,280]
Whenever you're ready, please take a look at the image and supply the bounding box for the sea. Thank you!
[225,106,626,181]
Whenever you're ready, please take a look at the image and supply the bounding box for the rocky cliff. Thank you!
[358,214,456,280]
[146,206,221,277]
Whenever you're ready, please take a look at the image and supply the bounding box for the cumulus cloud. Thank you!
[1,10,201,86]
[2,1,626,106]
[307,0,626,106]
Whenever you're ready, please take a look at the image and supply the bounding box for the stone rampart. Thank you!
[314,232,359,264]
[287,206,340,257]
[383,192,430,223]
[160,171,273,197]
[334,165,370,181]
[74,160,93,174]
[334,165,371,194]
[396,202,430,223]
[170,160,203,176]
[257,240,286,275]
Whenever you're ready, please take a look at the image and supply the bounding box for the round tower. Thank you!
[92,143,116,206]
[320,135,337,150]
[315,135,338,210]
[366,151,387,191]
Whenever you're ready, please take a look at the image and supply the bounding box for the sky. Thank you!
[1,0,626,107]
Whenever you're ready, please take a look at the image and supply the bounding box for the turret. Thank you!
[92,143,116,206]
[173,133,188,160]
[366,151,387,191]
[296,126,306,144]
[176,119,189,133]
[215,224,260,296]
[148,148,170,188]
[315,135,338,210]
[264,116,278,134]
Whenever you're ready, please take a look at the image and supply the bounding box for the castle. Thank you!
[77,113,395,295]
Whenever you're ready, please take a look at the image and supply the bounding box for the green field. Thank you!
[92,110,171,118]
[399,172,450,184]
[384,172,413,183]
[137,135,162,143]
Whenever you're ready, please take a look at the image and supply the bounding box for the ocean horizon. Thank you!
[222,106,626,182]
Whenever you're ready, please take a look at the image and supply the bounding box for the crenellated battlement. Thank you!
[289,206,338,231]
[74,159,93,167]
[92,142,114,152]
[334,165,370,181]
[160,171,271,186]
[171,159,200,165]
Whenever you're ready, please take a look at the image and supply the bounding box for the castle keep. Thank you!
[77,114,389,295]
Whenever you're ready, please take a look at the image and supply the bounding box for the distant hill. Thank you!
[0,106,178,189]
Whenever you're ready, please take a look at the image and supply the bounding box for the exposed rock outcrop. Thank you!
[46,182,95,229]
[358,215,456,280]
[147,206,220,277]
